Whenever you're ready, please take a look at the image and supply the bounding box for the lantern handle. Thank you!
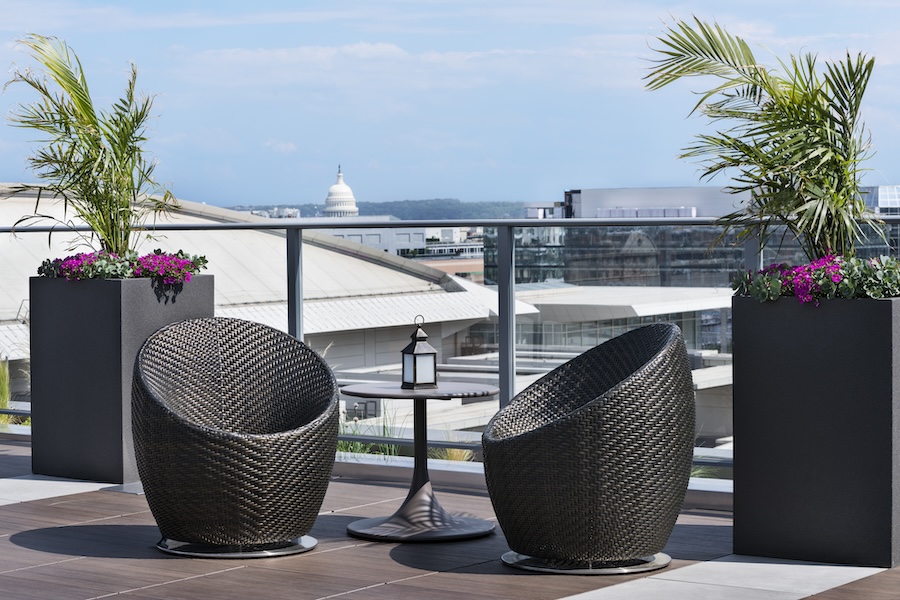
[414,314,425,326]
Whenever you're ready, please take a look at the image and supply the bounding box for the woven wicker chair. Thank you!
[132,317,339,558]
[482,323,695,574]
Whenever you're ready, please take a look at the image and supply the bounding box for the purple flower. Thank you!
[749,254,845,303]
[37,249,206,284]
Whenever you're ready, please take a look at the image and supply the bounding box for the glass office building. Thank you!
[480,186,897,357]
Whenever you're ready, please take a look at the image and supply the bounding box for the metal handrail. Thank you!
[0,408,30,417]
[8,213,900,234]
[0,216,726,234]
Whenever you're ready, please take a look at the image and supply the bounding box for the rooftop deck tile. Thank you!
[0,437,893,600]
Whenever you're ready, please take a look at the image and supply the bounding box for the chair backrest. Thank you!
[136,317,336,434]
[485,323,688,440]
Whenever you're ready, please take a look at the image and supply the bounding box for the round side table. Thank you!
[340,381,499,542]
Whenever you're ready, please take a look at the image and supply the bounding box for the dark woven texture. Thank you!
[132,317,339,548]
[482,323,695,565]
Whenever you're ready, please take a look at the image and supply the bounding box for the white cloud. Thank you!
[264,139,297,153]
[0,1,354,33]
[175,42,411,88]
[169,35,651,99]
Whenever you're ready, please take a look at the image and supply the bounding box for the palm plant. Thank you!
[645,17,880,260]
[6,34,176,255]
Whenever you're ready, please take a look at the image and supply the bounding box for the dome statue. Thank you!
[322,165,359,217]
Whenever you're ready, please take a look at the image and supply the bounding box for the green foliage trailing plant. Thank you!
[6,33,177,256]
[645,16,882,261]
[734,254,900,304]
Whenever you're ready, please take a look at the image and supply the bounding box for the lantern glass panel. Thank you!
[416,353,436,383]
[402,353,415,384]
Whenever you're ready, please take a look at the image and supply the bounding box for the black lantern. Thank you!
[401,316,438,389]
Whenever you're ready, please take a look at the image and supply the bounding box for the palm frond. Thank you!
[645,16,767,113]
[646,17,880,259]
[6,34,173,255]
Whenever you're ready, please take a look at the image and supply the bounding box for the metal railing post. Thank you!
[743,225,764,272]
[497,224,516,407]
[286,226,303,340]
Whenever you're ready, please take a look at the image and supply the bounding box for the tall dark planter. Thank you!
[733,295,900,567]
[30,275,214,484]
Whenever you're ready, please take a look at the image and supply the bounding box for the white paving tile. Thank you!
[559,555,884,600]
[561,578,798,600]
[654,554,884,596]
[0,474,108,505]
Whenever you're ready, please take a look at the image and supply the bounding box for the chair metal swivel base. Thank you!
[157,535,317,558]
[501,551,671,575]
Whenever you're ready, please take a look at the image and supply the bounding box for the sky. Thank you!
[0,1,898,208]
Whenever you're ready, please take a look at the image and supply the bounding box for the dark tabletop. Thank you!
[340,381,500,400]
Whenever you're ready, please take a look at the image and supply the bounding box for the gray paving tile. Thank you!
[0,475,107,505]
[652,554,884,596]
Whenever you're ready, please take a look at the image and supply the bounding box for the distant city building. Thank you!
[862,185,900,252]
[322,166,359,217]
[868,185,900,214]
[564,186,742,219]
[486,185,900,288]
[524,201,566,219]
[250,206,300,219]
[324,221,484,259]
[487,187,746,288]
[324,216,427,254]
[561,184,898,264]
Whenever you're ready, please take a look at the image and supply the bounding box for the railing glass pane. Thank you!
[9,215,900,476]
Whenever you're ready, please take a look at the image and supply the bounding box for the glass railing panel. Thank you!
[479,222,740,463]
[29,216,900,478]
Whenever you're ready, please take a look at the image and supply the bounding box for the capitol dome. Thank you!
[323,166,359,217]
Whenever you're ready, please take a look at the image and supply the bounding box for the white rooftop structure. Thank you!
[515,282,734,321]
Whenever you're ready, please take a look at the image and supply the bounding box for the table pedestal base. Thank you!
[347,481,495,542]
[340,382,499,543]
